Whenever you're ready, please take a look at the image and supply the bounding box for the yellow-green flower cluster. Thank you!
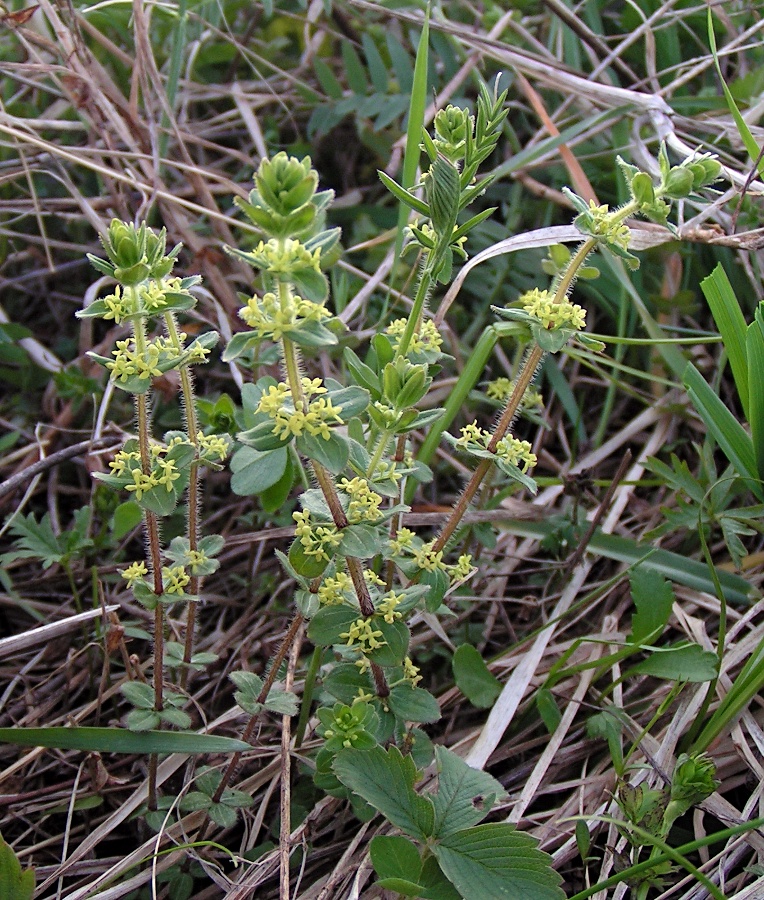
[197,431,230,462]
[364,569,385,587]
[239,290,329,341]
[293,509,342,562]
[387,318,443,355]
[353,687,374,705]
[108,442,183,499]
[248,238,321,278]
[108,338,162,383]
[339,477,383,524]
[340,617,386,655]
[121,560,148,587]
[162,565,190,595]
[403,656,422,686]
[456,421,537,473]
[389,528,416,555]
[580,201,631,250]
[257,378,343,441]
[486,377,544,410]
[521,289,586,333]
[100,277,189,324]
[410,540,473,583]
[370,460,402,485]
[378,591,404,623]
[187,549,210,575]
[318,571,354,605]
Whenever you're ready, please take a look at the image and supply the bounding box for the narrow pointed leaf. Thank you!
[0,727,250,754]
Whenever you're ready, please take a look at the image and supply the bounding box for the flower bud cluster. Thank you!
[521,288,587,332]
[239,290,329,341]
[386,318,443,358]
[457,421,537,473]
[257,378,344,441]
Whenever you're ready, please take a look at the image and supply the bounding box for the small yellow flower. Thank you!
[521,288,586,332]
[121,560,148,586]
[124,468,159,501]
[162,565,190,595]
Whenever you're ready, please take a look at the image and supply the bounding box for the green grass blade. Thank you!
[708,9,764,177]
[160,0,189,162]
[494,519,752,606]
[0,727,251,754]
[691,639,764,752]
[701,264,749,417]
[392,4,430,271]
[683,362,761,498]
[747,309,764,480]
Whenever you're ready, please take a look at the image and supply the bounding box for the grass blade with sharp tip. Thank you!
[683,361,762,499]
[708,9,764,177]
[701,264,750,418]
[746,308,764,480]
[391,2,430,275]
[0,727,251,754]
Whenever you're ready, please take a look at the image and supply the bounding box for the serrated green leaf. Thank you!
[629,568,675,645]
[0,727,250,754]
[432,824,565,900]
[207,803,239,829]
[121,680,155,709]
[630,643,718,682]
[159,708,192,729]
[430,746,503,838]
[333,745,435,839]
[127,709,162,731]
[370,834,422,884]
[4,512,63,568]
[264,689,299,716]
[452,644,502,709]
[230,670,264,699]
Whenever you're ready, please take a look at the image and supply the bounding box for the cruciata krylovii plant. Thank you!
[79,78,721,898]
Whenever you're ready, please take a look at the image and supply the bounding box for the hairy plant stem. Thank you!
[554,237,596,303]
[428,238,597,557]
[385,434,408,591]
[395,257,433,359]
[280,332,389,697]
[163,313,201,688]
[133,309,165,809]
[432,343,544,555]
[208,613,305,813]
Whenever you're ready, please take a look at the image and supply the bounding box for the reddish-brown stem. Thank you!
[432,344,544,555]
[136,390,164,811]
[210,614,305,806]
